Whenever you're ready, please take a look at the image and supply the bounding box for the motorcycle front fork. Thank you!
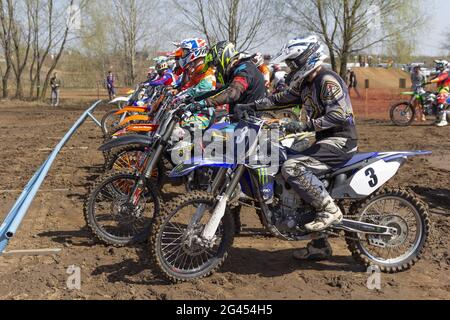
[198,165,247,241]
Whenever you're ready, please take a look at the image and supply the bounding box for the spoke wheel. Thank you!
[150,191,235,283]
[84,170,161,246]
[346,188,430,273]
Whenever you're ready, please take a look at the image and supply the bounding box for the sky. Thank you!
[169,0,450,58]
[416,0,450,56]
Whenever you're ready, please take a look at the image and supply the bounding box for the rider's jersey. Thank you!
[255,68,358,142]
[204,60,266,112]
[147,69,174,87]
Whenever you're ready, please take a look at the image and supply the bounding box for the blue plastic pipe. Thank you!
[0,100,102,254]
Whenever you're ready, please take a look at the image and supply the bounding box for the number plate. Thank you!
[349,160,401,196]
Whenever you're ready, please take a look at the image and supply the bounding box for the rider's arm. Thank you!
[148,73,171,87]
[430,73,449,84]
[204,76,248,107]
[309,76,353,132]
[253,85,302,111]
[185,73,216,98]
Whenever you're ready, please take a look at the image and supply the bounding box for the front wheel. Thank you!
[101,109,123,137]
[346,188,431,273]
[84,170,161,246]
[150,191,235,283]
[390,102,416,126]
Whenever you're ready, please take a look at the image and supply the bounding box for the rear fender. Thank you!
[98,134,153,152]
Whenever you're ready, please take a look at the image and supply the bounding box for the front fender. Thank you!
[114,107,148,115]
[119,115,151,126]
[109,96,130,104]
[99,134,153,152]
[123,124,158,133]
[170,158,234,178]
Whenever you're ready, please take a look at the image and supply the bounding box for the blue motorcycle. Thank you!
[149,115,431,283]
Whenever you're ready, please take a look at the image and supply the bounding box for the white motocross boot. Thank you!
[436,112,448,127]
[305,196,343,232]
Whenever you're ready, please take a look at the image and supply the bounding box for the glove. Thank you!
[422,82,431,86]
[234,103,256,120]
[186,101,207,113]
[282,121,308,133]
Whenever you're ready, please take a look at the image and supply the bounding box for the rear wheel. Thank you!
[150,191,235,283]
[390,102,416,126]
[346,188,430,273]
[84,170,161,246]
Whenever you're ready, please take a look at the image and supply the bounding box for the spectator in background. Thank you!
[411,65,427,122]
[411,65,426,92]
[106,71,116,101]
[347,69,361,98]
[50,72,61,107]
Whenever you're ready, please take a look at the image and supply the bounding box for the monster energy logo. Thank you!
[257,168,269,184]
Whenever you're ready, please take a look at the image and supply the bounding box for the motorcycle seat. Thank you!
[340,152,378,168]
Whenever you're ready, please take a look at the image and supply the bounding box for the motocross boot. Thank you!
[305,196,343,232]
[293,238,333,261]
[436,111,448,127]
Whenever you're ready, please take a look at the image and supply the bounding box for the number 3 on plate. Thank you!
[365,168,378,188]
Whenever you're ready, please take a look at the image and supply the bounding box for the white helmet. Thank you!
[271,35,327,82]
[434,60,449,72]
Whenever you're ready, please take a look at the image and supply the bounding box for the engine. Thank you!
[267,175,316,239]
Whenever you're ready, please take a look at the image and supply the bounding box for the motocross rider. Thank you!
[187,41,267,114]
[236,36,359,260]
[144,61,174,87]
[175,38,216,99]
[172,38,218,129]
[424,60,450,127]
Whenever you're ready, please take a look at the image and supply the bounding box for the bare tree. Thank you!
[9,0,33,99]
[28,0,55,99]
[173,0,274,51]
[0,0,14,98]
[113,0,153,85]
[279,0,425,77]
[39,0,86,100]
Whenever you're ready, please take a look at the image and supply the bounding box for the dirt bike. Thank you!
[390,89,437,126]
[101,84,159,136]
[149,114,431,283]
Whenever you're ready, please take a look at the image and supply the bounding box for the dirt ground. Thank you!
[0,98,449,300]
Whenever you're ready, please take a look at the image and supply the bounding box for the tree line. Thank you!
[0,0,425,101]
